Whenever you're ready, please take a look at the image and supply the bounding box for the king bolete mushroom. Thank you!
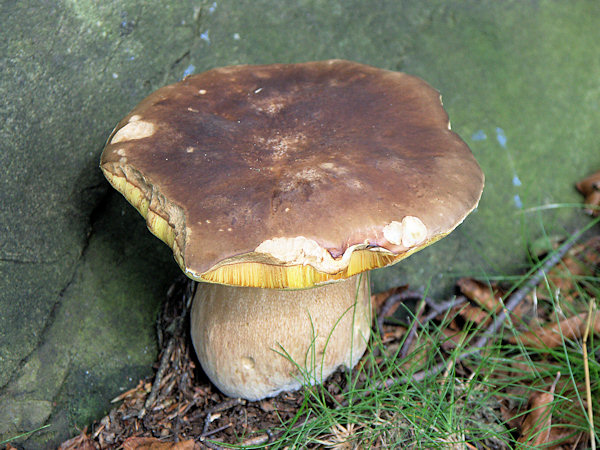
[100,60,484,400]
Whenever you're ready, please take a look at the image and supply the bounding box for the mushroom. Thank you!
[100,60,484,400]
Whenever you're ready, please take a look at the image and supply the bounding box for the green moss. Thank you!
[2,0,600,447]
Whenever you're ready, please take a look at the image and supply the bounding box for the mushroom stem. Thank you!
[191,274,372,400]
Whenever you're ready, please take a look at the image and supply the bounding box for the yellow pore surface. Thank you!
[103,170,436,289]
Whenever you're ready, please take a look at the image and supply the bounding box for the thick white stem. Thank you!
[190,274,371,400]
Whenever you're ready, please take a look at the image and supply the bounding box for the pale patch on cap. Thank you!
[255,236,360,274]
[111,119,155,143]
[383,216,427,248]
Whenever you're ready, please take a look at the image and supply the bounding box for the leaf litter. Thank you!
[50,233,598,449]
[53,175,600,449]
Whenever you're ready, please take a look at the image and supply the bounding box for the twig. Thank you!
[139,278,196,419]
[239,417,309,447]
[583,299,597,450]
[202,422,232,438]
[382,232,581,388]
[201,398,246,437]
[472,232,579,350]
[376,292,404,334]
[377,290,434,334]
[138,337,176,419]
[399,296,468,362]
[206,397,246,415]
[422,296,468,324]
[200,439,225,450]
[399,296,427,359]
[240,433,272,446]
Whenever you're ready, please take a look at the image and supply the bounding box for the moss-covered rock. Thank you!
[1,0,599,447]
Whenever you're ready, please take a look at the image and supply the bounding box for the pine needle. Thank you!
[582,299,597,450]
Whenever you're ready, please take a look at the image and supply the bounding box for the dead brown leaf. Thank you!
[457,278,503,312]
[582,190,600,216]
[509,312,600,348]
[123,437,201,450]
[546,426,586,449]
[541,252,589,301]
[580,236,600,265]
[382,324,408,343]
[576,170,600,216]
[499,397,524,432]
[526,236,600,304]
[576,170,600,195]
[456,277,534,322]
[455,303,491,326]
[517,373,560,446]
[58,429,97,450]
[400,337,432,372]
[371,285,407,315]
[440,326,468,352]
[256,400,273,413]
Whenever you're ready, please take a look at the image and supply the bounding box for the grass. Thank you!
[227,229,600,449]
[255,325,506,447]
[0,425,51,447]
[47,220,599,449]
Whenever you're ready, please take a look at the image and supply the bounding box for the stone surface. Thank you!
[1,0,599,447]
[1,0,193,446]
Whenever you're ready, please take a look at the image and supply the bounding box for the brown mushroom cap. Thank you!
[101,59,484,289]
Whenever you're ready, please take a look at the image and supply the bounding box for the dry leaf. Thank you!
[58,429,97,450]
[401,338,431,372]
[576,170,600,195]
[577,171,600,216]
[498,398,523,432]
[576,170,600,216]
[528,236,600,302]
[382,324,407,343]
[371,286,407,314]
[259,399,276,412]
[123,437,200,450]
[509,312,600,348]
[517,373,560,446]
[440,327,468,351]
[456,278,533,322]
[456,303,490,325]
[583,191,600,216]
[580,236,600,265]
[546,426,586,449]
[542,253,589,300]
[457,278,503,312]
